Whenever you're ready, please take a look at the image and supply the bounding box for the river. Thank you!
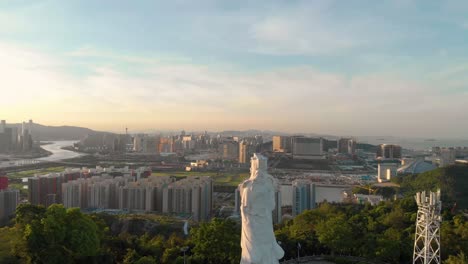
[38,141,84,161]
[0,141,84,168]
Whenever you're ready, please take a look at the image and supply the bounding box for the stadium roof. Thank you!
[397,159,436,174]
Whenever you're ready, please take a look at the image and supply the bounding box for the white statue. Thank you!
[240,153,284,264]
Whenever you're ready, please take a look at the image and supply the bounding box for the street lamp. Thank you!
[180,246,189,264]
[297,242,301,261]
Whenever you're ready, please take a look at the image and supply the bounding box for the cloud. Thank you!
[67,46,191,65]
[249,17,359,55]
[1,42,467,137]
[241,1,406,56]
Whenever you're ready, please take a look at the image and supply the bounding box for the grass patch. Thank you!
[6,167,66,179]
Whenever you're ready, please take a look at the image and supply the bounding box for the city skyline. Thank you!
[1,1,468,137]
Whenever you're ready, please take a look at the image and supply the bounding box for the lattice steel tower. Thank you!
[413,189,442,264]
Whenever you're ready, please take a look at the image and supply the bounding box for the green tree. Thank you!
[446,252,468,264]
[66,208,100,259]
[315,215,353,255]
[190,218,241,264]
[14,204,100,264]
[15,204,46,227]
[135,256,158,264]
[287,209,325,256]
[123,249,141,264]
[161,233,185,264]
[0,226,21,263]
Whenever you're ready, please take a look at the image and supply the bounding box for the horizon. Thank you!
[1,1,468,138]
[3,120,468,142]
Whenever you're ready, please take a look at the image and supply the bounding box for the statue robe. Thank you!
[240,171,284,264]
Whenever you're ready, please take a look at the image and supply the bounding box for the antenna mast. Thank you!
[413,189,442,264]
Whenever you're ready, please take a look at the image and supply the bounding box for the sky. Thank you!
[0,0,467,138]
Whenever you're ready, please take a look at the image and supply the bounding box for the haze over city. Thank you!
[1,0,468,138]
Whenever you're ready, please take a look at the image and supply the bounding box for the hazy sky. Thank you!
[1,0,467,137]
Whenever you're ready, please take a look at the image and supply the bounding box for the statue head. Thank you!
[250,153,268,173]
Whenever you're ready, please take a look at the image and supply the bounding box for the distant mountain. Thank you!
[357,143,379,152]
[7,123,110,141]
[217,130,336,138]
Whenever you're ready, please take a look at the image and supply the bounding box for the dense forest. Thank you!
[393,164,468,210]
[0,165,467,264]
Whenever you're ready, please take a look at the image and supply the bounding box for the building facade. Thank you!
[376,144,402,159]
[292,137,323,160]
[292,180,316,216]
[0,176,8,190]
[377,162,399,182]
[0,189,19,222]
[162,176,212,222]
[273,136,291,153]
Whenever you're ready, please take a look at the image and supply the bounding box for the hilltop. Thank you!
[7,123,109,141]
[394,164,468,210]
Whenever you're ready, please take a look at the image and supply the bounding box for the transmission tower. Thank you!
[413,189,442,264]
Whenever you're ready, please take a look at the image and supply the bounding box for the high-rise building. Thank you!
[337,138,349,154]
[234,185,241,215]
[338,138,356,155]
[348,139,356,155]
[239,141,248,164]
[0,176,8,190]
[133,134,161,153]
[119,182,147,211]
[0,120,31,153]
[455,147,468,158]
[273,136,291,153]
[28,174,62,206]
[239,140,255,164]
[376,144,402,160]
[439,148,456,167]
[162,176,212,222]
[133,134,144,152]
[143,136,159,153]
[0,189,19,222]
[220,141,239,160]
[292,180,316,216]
[0,120,5,133]
[112,134,132,153]
[377,162,399,182]
[291,137,323,160]
[119,176,172,212]
[77,133,121,152]
[62,178,87,209]
[159,137,174,153]
[272,189,282,224]
[63,174,134,210]
[0,127,13,152]
[182,135,196,151]
[0,120,6,152]
[20,121,33,152]
[28,171,82,206]
[322,139,337,152]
